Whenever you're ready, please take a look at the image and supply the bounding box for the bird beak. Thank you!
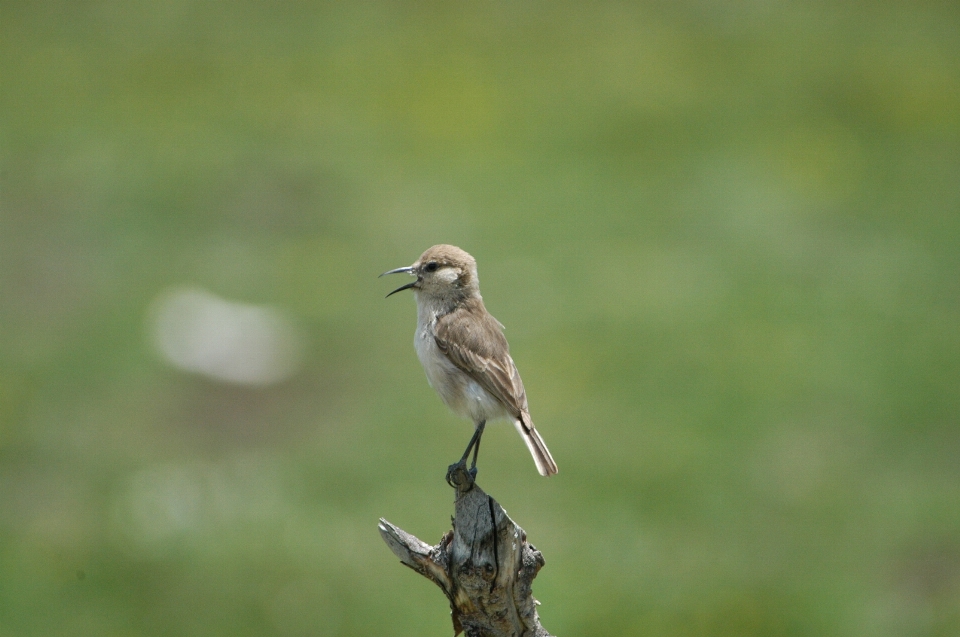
[380,266,418,298]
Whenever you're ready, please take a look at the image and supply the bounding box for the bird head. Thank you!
[381,244,479,301]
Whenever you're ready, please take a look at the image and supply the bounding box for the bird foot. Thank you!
[445,460,477,492]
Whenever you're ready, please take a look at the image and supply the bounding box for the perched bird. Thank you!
[381,245,558,477]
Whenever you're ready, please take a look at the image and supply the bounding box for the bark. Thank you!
[378,465,554,637]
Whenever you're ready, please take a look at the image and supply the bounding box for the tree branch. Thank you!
[379,465,554,636]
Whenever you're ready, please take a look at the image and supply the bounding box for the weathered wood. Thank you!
[379,465,554,637]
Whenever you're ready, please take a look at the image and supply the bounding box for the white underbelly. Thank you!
[414,326,508,424]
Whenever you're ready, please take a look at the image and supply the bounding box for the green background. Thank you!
[3,1,959,635]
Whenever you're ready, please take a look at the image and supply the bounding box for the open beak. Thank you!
[380,266,418,298]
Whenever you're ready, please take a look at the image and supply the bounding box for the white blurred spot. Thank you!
[118,454,287,546]
[127,464,203,543]
[148,287,303,385]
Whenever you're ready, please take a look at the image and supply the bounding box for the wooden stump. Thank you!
[379,465,554,637]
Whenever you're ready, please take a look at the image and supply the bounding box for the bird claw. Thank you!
[446,460,477,492]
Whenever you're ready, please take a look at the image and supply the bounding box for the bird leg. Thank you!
[446,420,486,489]
[470,420,486,470]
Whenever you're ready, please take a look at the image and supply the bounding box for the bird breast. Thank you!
[414,317,506,424]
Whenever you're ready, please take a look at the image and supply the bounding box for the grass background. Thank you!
[2,1,959,635]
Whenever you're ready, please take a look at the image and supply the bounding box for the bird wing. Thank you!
[433,303,529,416]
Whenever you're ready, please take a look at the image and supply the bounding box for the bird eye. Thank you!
[424,261,439,273]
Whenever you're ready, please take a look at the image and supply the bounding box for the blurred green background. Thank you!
[3,1,959,635]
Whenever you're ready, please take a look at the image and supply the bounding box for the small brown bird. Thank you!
[382,245,558,477]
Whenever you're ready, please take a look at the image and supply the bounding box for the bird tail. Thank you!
[514,413,558,477]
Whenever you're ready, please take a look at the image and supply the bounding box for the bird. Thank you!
[381,244,558,478]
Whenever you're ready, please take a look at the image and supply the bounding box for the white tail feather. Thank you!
[514,415,558,476]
